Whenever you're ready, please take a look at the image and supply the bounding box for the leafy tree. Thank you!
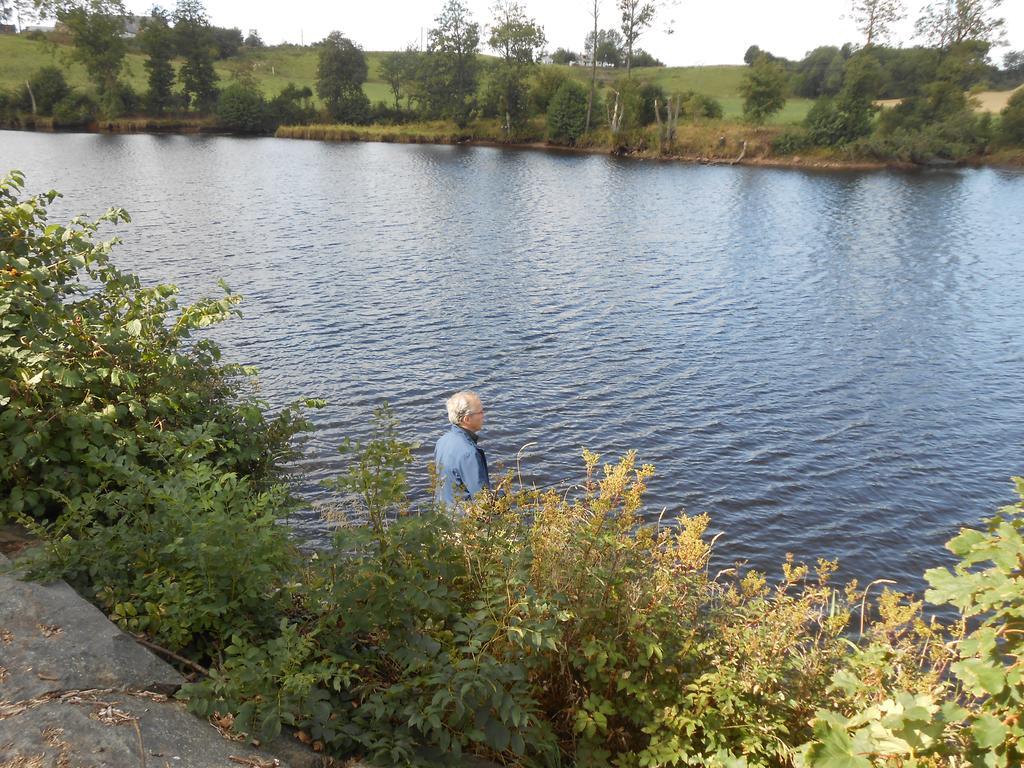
[989,50,1022,89]
[915,0,1006,48]
[635,81,665,124]
[217,81,266,132]
[743,44,762,65]
[267,83,314,126]
[618,0,655,76]
[740,53,789,124]
[550,47,577,64]
[423,0,480,128]
[174,0,219,111]
[851,0,905,47]
[243,30,263,47]
[630,49,663,68]
[19,66,69,115]
[999,87,1024,144]
[528,67,568,114]
[678,90,722,119]
[379,45,420,111]
[138,7,176,114]
[792,46,847,98]
[316,31,370,124]
[805,53,883,145]
[209,26,243,59]
[1003,49,1024,76]
[547,78,588,143]
[869,45,943,97]
[51,0,127,112]
[50,91,97,126]
[584,28,624,67]
[487,0,546,134]
[936,39,992,88]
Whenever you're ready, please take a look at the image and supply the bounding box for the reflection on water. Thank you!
[3,130,1023,589]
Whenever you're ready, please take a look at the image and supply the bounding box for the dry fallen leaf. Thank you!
[91,703,136,726]
[41,727,65,747]
[209,712,245,742]
[36,624,62,639]
[227,756,280,768]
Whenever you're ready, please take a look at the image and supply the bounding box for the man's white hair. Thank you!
[446,390,480,426]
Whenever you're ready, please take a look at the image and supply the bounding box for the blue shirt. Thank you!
[434,425,490,506]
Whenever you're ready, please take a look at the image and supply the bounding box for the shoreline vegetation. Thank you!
[3,9,1024,174]
[5,117,1024,171]
[3,169,1024,767]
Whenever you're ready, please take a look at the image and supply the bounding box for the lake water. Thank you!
[3,130,1023,590]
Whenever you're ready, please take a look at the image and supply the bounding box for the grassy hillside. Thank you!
[0,34,150,93]
[1,35,803,120]
[5,35,1012,127]
[0,36,393,105]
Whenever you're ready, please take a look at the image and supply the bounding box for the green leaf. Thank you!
[126,319,142,337]
[947,528,987,557]
[954,658,1006,696]
[807,712,872,768]
[485,720,510,752]
[972,714,1007,750]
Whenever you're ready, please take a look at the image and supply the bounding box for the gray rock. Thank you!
[0,553,184,701]
[0,691,300,767]
[0,552,352,767]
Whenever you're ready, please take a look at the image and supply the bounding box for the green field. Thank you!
[1,35,812,121]
[0,36,393,105]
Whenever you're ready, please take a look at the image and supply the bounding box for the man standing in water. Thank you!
[434,390,491,506]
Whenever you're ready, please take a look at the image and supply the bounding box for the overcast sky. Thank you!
[112,0,1023,67]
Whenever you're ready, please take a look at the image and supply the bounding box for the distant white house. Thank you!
[121,15,145,39]
[574,55,613,68]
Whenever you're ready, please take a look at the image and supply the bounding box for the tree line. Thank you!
[1,0,1023,159]
[738,0,1024,160]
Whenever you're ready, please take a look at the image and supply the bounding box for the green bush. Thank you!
[183,419,1024,767]
[0,171,318,523]
[217,81,268,132]
[546,79,589,145]
[529,67,569,114]
[679,91,723,120]
[51,92,97,127]
[18,66,70,116]
[100,81,141,118]
[184,415,865,766]
[805,97,873,146]
[0,89,17,124]
[773,128,812,155]
[20,462,298,657]
[267,83,316,127]
[802,479,1024,768]
[741,54,789,125]
[636,82,666,125]
[857,108,990,163]
[1000,88,1024,145]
